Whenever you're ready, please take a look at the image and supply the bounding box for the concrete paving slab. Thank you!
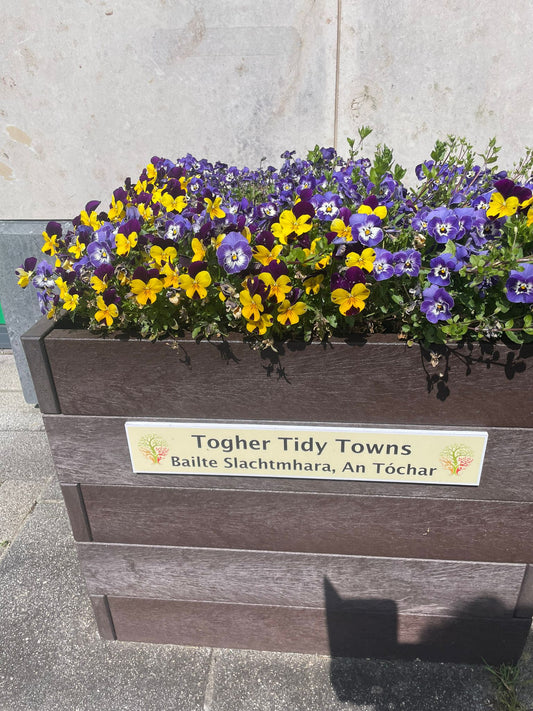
[0,479,45,545]
[0,391,44,431]
[0,354,21,391]
[205,648,497,711]
[0,501,212,711]
[0,431,56,481]
[39,477,62,502]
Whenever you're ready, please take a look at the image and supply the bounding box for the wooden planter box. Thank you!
[22,317,533,663]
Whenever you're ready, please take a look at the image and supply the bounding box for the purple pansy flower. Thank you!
[411,207,431,233]
[33,261,55,289]
[428,254,457,286]
[87,240,113,267]
[426,207,461,243]
[420,286,454,323]
[349,213,384,247]
[373,249,394,281]
[312,192,342,221]
[217,232,252,274]
[393,250,421,277]
[505,264,533,303]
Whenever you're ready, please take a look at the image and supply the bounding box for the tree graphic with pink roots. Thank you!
[439,443,474,476]
[138,434,169,464]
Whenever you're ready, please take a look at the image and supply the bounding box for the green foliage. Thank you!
[485,662,531,711]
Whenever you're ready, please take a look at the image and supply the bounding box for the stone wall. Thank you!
[1,0,532,218]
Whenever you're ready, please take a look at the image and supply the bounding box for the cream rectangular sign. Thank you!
[125,422,487,486]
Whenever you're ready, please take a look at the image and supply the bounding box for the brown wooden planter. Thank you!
[22,317,533,663]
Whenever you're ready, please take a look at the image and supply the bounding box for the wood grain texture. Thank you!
[89,595,116,640]
[60,484,93,542]
[106,596,531,663]
[78,484,533,563]
[43,415,533,504]
[515,565,533,618]
[20,317,60,414]
[43,328,533,427]
[77,542,525,618]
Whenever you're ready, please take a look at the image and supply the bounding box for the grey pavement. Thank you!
[0,348,532,711]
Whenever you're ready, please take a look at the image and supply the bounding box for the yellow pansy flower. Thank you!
[258,273,292,303]
[161,193,187,213]
[246,312,273,335]
[179,271,211,299]
[90,275,108,294]
[62,292,79,311]
[358,204,387,219]
[487,192,519,218]
[42,231,59,256]
[277,299,307,326]
[116,231,138,256]
[80,210,101,230]
[204,196,226,220]
[345,248,376,272]
[191,238,206,262]
[239,289,264,321]
[160,262,180,289]
[253,244,283,266]
[303,274,324,295]
[271,210,312,244]
[330,218,353,242]
[108,196,125,222]
[150,245,177,266]
[68,237,86,259]
[331,283,370,315]
[130,277,164,305]
[55,277,70,300]
[95,296,119,326]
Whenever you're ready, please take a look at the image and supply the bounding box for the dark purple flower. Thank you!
[373,249,394,281]
[427,208,461,243]
[217,232,252,274]
[505,264,533,303]
[428,254,457,286]
[420,286,454,323]
[393,250,421,277]
[494,178,532,205]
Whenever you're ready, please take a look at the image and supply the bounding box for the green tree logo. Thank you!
[439,443,474,476]
[138,434,169,464]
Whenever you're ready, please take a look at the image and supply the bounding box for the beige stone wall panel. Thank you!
[336,0,533,181]
[0,0,338,218]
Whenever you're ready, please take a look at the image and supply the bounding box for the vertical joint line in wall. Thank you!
[333,0,342,151]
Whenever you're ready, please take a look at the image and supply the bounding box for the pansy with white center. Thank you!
[217,232,252,274]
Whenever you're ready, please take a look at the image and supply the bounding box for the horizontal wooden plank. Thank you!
[44,415,533,503]
[77,543,525,618]
[105,595,531,663]
[78,484,533,563]
[43,328,533,426]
